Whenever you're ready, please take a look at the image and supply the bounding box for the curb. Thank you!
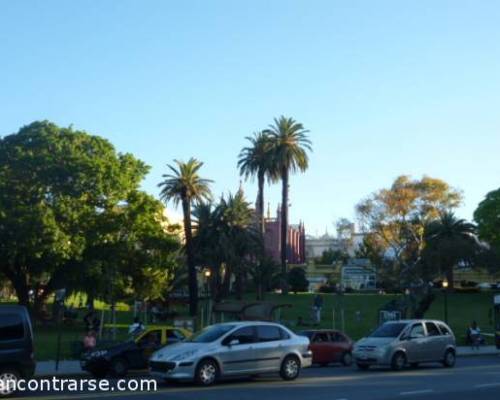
[457,352,499,357]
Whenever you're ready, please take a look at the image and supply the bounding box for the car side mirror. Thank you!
[228,339,239,347]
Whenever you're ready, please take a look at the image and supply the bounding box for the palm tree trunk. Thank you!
[181,197,198,317]
[257,171,266,300]
[280,167,289,295]
[257,171,265,236]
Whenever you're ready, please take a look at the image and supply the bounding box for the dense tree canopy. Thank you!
[474,188,500,250]
[422,212,479,288]
[356,175,463,286]
[0,121,180,310]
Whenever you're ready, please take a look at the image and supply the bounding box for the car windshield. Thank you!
[370,323,407,338]
[188,324,236,343]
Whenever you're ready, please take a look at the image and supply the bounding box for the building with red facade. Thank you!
[263,206,306,265]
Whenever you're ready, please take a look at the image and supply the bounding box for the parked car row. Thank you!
[84,320,457,384]
[0,304,458,396]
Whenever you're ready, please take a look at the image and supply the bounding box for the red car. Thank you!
[299,330,353,367]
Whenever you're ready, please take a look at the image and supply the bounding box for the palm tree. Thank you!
[237,131,275,235]
[158,158,212,316]
[265,116,311,294]
[424,212,478,289]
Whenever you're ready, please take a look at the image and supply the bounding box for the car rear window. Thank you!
[0,314,24,341]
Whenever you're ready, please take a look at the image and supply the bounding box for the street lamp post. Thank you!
[442,279,449,324]
[204,269,212,326]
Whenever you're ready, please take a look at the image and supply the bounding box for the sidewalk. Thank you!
[35,360,87,377]
[456,345,499,357]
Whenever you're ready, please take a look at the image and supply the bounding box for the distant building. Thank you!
[341,259,376,290]
[264,206,305,264]
[305,232,366,261]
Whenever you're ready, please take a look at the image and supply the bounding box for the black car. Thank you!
[0,305,36,397]
[81,328,184,378]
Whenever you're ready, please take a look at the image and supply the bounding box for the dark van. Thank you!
[0,306,36,397]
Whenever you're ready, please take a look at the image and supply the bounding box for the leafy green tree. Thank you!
[423,212,478,288]
[474,188,500,275]
[76,191,182,304]
[474,188,500,251]
[288,267,309,294]
[237,131,276,235]
[356,175,462,317]
[158,158,212,316]
[317,249,350,265]
[265,116,311,294]
[0,121,149,310]
[356,175,462,287]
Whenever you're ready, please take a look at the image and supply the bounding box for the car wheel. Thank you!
[280,355,301,381]
[391,352,406,371]
[195,359,219,386]
[341,352,353,367]
[111,358,129,377]
[356,363,370,370]
[443,350,456,368]
[0,369,20,397]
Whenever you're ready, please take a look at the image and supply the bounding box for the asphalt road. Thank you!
[16,356,500,400]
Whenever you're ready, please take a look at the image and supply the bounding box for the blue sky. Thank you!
[1,0,499,236]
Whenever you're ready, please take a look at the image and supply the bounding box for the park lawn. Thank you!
[20,290,500,361]
[259,291,498,343]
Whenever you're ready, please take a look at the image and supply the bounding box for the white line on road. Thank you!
[475,383,500,388]
[400,389,434,396]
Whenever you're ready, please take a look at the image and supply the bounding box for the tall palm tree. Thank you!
[237,131,275,235]
[158,158,212,316]
[424,212,478,289]
[265,116,311,294]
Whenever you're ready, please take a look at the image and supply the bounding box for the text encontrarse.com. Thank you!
[0,377,158,393]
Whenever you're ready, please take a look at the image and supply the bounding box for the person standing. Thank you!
[313,294,324,324]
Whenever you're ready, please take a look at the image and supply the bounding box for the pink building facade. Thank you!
[263,207,306,265]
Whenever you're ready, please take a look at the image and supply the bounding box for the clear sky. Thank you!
[1,0,499,236]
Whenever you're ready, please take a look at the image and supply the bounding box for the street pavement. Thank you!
[16,355,500,400]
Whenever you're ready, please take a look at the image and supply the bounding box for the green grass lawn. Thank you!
[261,291,498,342]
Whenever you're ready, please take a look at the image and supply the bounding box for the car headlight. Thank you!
[89,350,108,358]
[171,350,198,361]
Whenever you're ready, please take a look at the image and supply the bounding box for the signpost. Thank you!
[54,288,66,371]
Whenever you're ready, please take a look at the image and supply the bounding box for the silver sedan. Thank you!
[149,321,312,385]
